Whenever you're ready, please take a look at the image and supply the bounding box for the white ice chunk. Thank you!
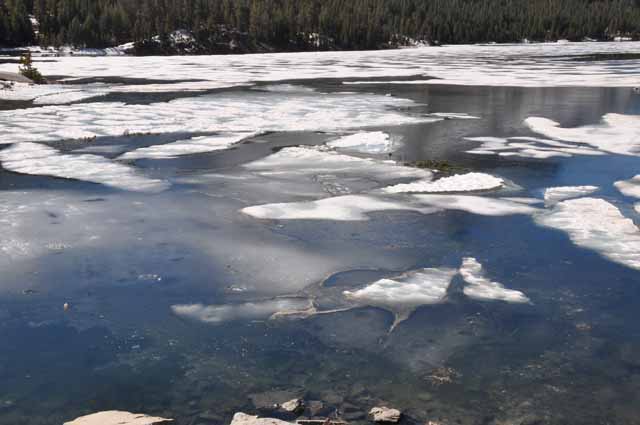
[525,114,640,157]
[535,197,640,270]
[119,133,253,160]
[0,142,168,192]
[382,173,503,194]
[327,131,399,154]
[544,186,599,206]
[459,257,529,303]
[242,195,440,221]
[171,298,313,324]
[614,175,640,199]
[343,267,457,327]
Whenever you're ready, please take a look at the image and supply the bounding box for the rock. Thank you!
[280,399,305,414]
[249,390,304,410]
[369,407,401,423]
[64,410,172,425]
[230,412,294,425]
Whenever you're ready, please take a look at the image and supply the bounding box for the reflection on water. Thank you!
[1,80,640,425]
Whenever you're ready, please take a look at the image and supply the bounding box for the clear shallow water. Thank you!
[0,47,640,425]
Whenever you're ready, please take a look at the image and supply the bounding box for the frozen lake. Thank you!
[1,43,640,425]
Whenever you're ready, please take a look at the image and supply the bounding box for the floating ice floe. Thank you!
[343,267,458,328]
[119,133,254,160]
[535,197,640,270]
[428,112,480,120]
[242,195,440,221]
[614,175,640,199]
[244,146,431,181]
[382,173,503,194]
[64,410,172,425]
[0,91,438,144]
[0,142,168,192]
[327,131,398,154]
[411,194,539,216]
[0,82,106,104]
[242,193,538,221]
[171,298,313,324]
[525,114,640,157]
[464,136,604,159]
[543,186,599,206]
[635,203,640,214]
[459,257,530,303]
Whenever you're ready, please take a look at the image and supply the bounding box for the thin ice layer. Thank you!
[343,267,457,327]
[543,186,599,205]
[0,142,168,192]
[525,114,640,157]
[459,257,529,303]
[171,298,313,324]
[382,173,503,194]
[535,197,640,270]
[327,131,398,154]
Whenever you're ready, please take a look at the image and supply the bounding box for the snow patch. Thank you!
[459,257,529,303]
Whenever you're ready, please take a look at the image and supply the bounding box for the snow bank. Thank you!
[382,173,503,194]
[525,114,640,157]
[0,142,168,192]
[535,197,640,270]
[327,131,398,154]
[459,257,529,303]
[543,186,599,205]
[171,298,312,324]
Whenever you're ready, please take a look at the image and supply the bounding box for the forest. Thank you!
[1,0,640,51]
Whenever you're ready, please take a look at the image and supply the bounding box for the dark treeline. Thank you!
[2,0,640,50]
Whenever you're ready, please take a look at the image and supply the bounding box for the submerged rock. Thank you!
[369,407,401,423]
[64,410,172,425]
[230,412,294,425]
[249,390,305,410]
